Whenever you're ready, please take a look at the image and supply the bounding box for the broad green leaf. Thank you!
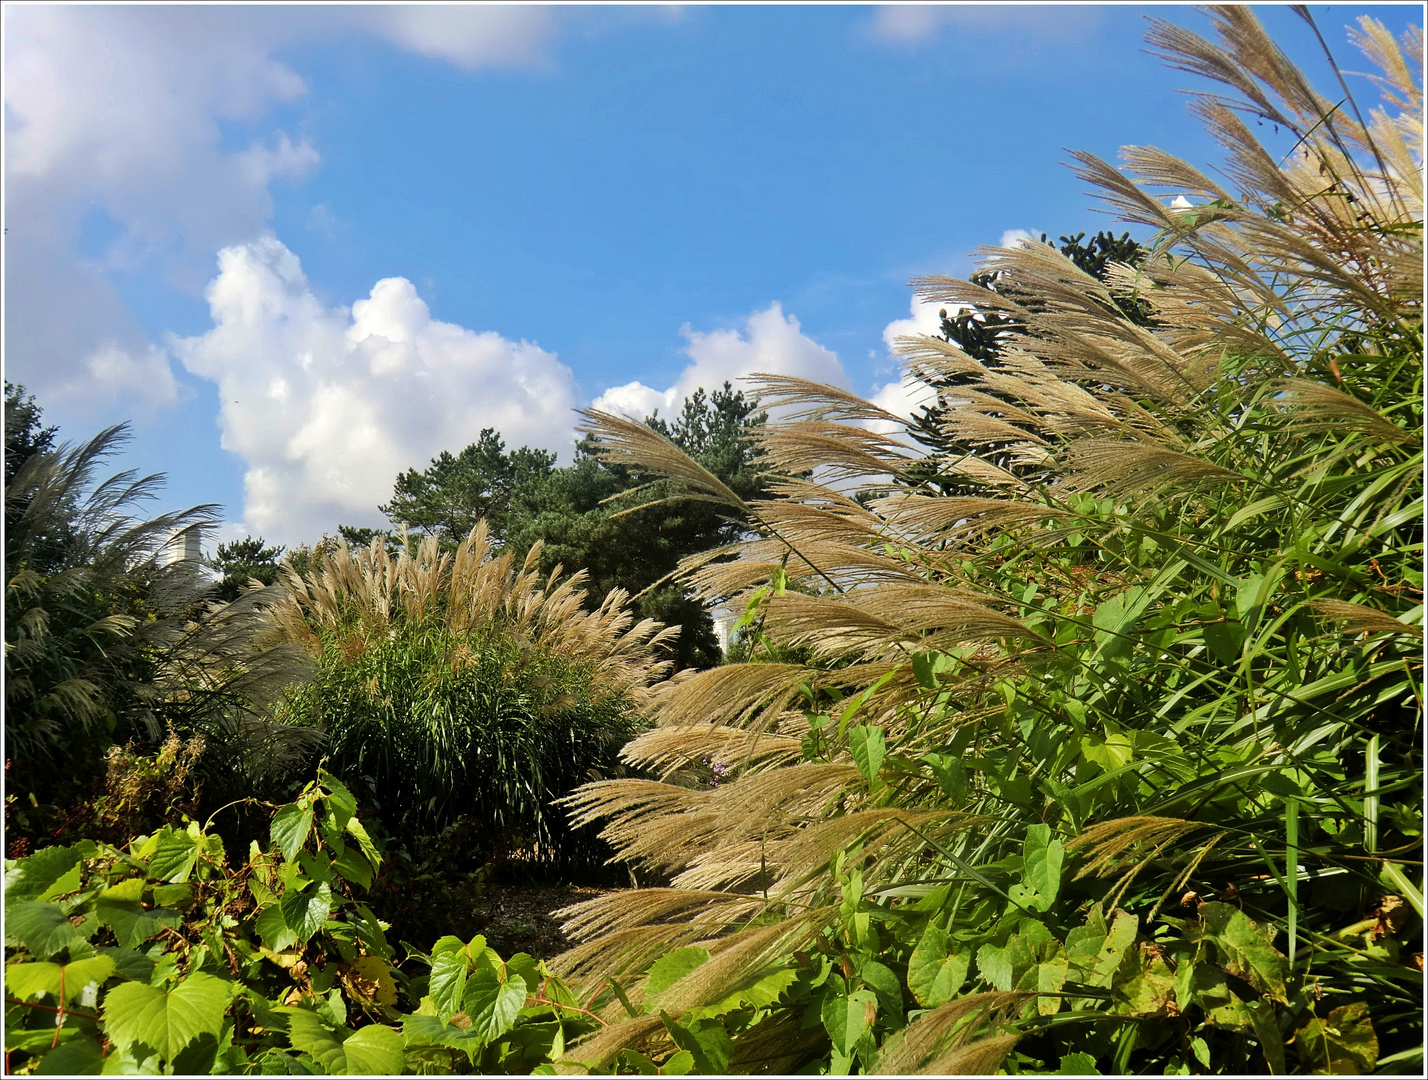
[461,968,527,1043]
[95,880,180,950]
[5,956,114,1003]
[147,828,199,883]
[255,906,298,953]
[1080,733,1133,773]
[269,804,314,864]
[660,1050,696,1075]
[285,1011,402,1075]
[279,882,332,944]
[1247,999,1287,1074]
[343,816,381,872]
[97,947,155,984]
[1201,619,1246,664]
[661,1013,733,1074]
[821,989,877,1056]
[150,884,194,909]
[848,726,886,786]
[1036,954,1069,1015]
[908,923,968,1008]
[1065,909,1137,988]
[34,1034,105,1075]
[6,961,63,1001]
[1114,945,1173,1017]
[317,770,357,830]
[857,959,903,1022]
[38,863,83,904]
[1022,824,1064,908]
[1198,902,1290,1002]
[428,948,469,1021]
[1293,1002,1378,1074]
[5,901,94,958]
[102,972,230,1061]
[3,843,96,903]
[645,947,710,999]
[1058,1051,1099,1075]
[330,847,372,891]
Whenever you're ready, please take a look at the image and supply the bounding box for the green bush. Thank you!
[2,771,598,1074]
[269,525,673,871]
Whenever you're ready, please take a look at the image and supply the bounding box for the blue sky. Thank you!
[5,3,1420,545]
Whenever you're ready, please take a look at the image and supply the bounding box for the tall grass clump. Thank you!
[548,10,1423,1075]
[269,523,675,871]
[4,416,314,839]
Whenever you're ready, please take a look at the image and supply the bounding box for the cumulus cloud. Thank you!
[592,302,851,420]
[170,238,580,544]
[2,5,567,415]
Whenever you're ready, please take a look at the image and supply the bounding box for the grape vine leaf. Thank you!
[102,971,230,1061]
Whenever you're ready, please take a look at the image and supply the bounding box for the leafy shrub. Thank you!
[2,772,596,1074]
[551,10,1423,1075]
[268,524,674,871]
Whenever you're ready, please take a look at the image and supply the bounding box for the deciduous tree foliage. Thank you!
[377,383,768,668]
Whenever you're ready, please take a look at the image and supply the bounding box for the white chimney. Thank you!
[165,526,204,565]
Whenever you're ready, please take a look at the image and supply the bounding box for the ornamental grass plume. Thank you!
[550,9,1423,1075]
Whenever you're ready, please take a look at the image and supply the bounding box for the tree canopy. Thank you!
[373,382,768,668]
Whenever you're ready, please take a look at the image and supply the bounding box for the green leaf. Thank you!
[821,989,877,1055]
[428,948,469,1021]
[1058,1051,1099,1075]
[34,1035,105,1075]
[1065,909,1137,988]
[94,879,178,951]
[343,816,381,872]
[255,906,298,953]
[5,901,94,958]
[317,770,357,830]
[661,1013,733,1074]
[1293,1002,1378,1074]
[660,1050,696,1075]
[330,847,372,891]
[3,843,96,903]
[1201,619,1246,664]
[285,1011,403,1075]
[97,947,155,984]
[148,828,199,883]
[5,961,63,1000]
[1197,902,1290,1002]
[908,923,969,1008]
[857,959,903,1022]
[848,726,886,786]
[102,971,230,1061]
[1080,733,1133,773]
[279,882,332,944]
[461,968,527,1043]
[1247,999,1287,1074]
[270,805,314,864]
[645,947,710,999]
[1022,824,1064,909]
[150,884,194,909]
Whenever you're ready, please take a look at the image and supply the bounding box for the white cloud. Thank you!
[2,5,568,415]
[351,5,558,70]
[999,228,1039,249]
[170,238,580,544]
[867,294,942,435]
[869,5,1101,46]
[591,302,851,420]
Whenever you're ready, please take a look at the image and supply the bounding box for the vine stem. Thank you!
[526,993,608,1027]
[5,997,101,1022]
